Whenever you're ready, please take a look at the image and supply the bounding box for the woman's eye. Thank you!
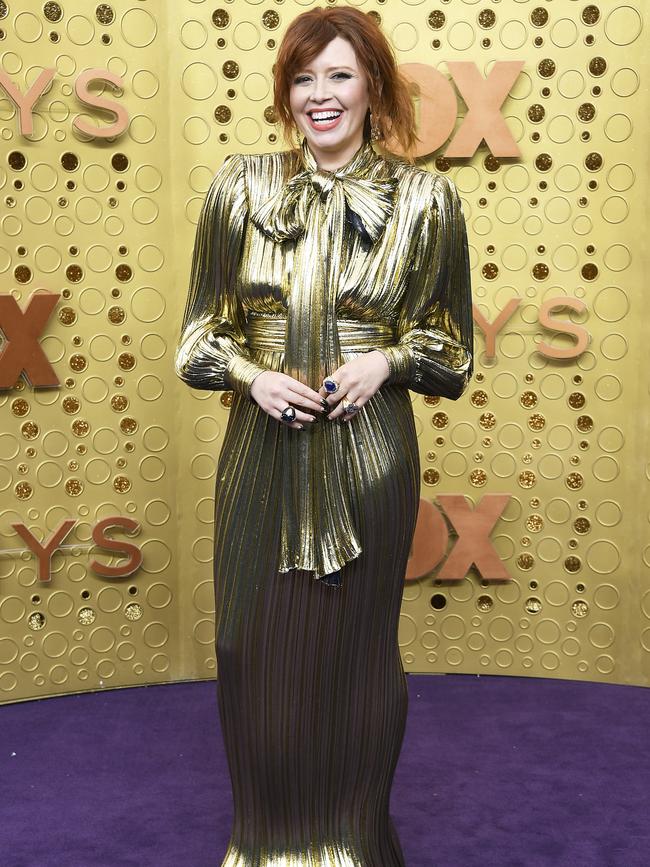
[293,72,351,84]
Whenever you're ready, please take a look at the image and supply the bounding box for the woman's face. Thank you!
[289,35,370,171]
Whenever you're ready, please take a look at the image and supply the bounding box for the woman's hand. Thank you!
[250,370,324,430]
[319,350,390,422]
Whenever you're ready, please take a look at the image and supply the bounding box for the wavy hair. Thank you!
[272,6,418,163]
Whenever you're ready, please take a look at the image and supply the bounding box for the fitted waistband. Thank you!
[244,313,397,352]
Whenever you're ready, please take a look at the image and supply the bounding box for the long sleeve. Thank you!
[376,174,474,400]
[174,152,268,398]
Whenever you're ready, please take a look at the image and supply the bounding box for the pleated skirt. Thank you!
[213,345,420,866]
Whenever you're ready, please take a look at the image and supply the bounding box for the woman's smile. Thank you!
[289,35,369,170]
[306,108,344,131]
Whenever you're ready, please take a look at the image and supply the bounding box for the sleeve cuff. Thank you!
[225,354,268,399]
[374,345,415,386]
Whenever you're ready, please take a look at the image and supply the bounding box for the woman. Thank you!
[175,7,473,865]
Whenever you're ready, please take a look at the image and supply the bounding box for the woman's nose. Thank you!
[310,77,330,101]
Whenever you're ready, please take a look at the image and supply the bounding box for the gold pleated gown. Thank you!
[176,138,474,866]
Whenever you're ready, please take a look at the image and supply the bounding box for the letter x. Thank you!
[0,292,60,389]
[437,493,512,580]
[445,61,525,159]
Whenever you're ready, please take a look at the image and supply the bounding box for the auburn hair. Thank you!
[272,7,418,163]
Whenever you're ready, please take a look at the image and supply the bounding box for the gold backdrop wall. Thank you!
[0,1,648,704]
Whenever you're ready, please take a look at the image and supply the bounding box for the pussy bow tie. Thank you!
[250,139,398,587]
[251,137,398,245]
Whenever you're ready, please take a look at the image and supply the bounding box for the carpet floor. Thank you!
[2,673,648,867]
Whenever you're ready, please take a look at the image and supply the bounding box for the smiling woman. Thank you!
[288,38,371,169]
[175,5,474,866]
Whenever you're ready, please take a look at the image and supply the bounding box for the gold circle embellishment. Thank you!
[262,10,279,29]
[566,472,584,490]
[589,57,607,77]
[532,263,549,280]
[423,468,440,486]
[71,419,90,437]
[15,481,33,500]
[574,517,590,534]
[222,61,240,80]
[66,264,83,283]
[28,612,46,630]
[212,9,230,28]
[469,469,487,487]
[125,602,143,621]
[11,398,29,416]
[111,395,128,412]
[21,421,39,439]
[565,556,581,573]
[58,306,76,325]
[115,264,132,282]
[476,595,493,612]
[517,553,534,570]
[108,306,125,324]
[96,3,114,25]
[572,599,589,618]
[526,514,544,532]
[120,417,138,435]
[65,478,83,496]
[518,470,536,488]
[113,475,131,493]
[528,413,546,431]
[62,396,80,414]
[582,5,600,25]
[525,597,542,614]
[78,607,96,625]
[117,353,135,370]
[427,11,445,29]
[530,7,549,27]
[520,391,538,408]
[478,412,496,430]
[538,59,556,78]
[478,9,496,28]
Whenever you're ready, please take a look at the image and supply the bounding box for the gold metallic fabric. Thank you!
[248,139,400,584]
[175,140,473,864]
[176,141,474,580]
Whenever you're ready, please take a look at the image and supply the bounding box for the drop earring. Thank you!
[369,110,381,142]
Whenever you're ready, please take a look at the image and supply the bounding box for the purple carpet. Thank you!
[2,673,648,867]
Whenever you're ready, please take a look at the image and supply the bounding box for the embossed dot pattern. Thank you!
[0,2,647,703]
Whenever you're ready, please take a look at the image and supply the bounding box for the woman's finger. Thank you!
[271,404,317,430]
[328,392,364,422]
[288,382,327,413]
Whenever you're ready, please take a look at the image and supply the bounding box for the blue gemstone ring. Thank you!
[323,377,339,394]
[280,405,296,423]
